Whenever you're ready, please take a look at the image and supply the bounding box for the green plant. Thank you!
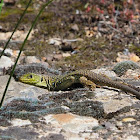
[0,0,4,15]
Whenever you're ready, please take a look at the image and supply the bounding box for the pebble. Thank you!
[125,135,139,140]
[104,122,118,131]
[0,56,14,69]
[53,54,63,60]
[122,117,136,123]
[22,56,41,64]
[62,52,71,57]
[0,30,34,41]
[0,47,13,57]
[11,119,32,126]
[48,38,62,45]
[71,24,79,32]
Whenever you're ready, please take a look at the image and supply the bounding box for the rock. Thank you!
[104,122,117,131]
[124,69,139,79]
[71,24,79,32]
[112,60,140,76]
[0,30,34,41]
[45,54,54,62]
[0,76,139,140]
[0,66,140,140]
[0,75,47,105]
[0,113,99,140]
[125,135,139,140]
[22,56,41,64]
[0,25,3,31]
[0,47,13,57]
[67,100,104,118]
[0,56,14,74]
[48,38,62,45]
[60,42,73,51]
[0,126,39,140]
[62,52,71,57]
[11,119,32,127]
[45,133,66,140]
[4,0,16,6]
[53,54,63,61]
[12,50,24,58]
[44,113,99,139]
[103,98,132,118]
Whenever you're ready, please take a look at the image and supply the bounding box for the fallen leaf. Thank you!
[129,53,140,62]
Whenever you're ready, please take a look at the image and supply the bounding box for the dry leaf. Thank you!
[129,53,140,62]
[86,30,94,37]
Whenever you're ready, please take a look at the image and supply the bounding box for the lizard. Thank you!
[19,70,140,100]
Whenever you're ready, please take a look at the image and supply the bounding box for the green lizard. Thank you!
[19,70,140,99]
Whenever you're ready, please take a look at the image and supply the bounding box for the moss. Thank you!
[70,1,85,11]
[113,45,122,49]
[0,7,34,21]
[40,12,54,22]
[112,60,140,76]
[53,36,118,70]
[0,8,22,19]
[35,42,45,56]
[55,50,104,70]
[24,50,36,56]
[128,43,140,55]
[16,0,33,7]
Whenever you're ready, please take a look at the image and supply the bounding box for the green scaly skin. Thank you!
[19,70,140,99]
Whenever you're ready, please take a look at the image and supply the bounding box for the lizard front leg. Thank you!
[79,76,96,91]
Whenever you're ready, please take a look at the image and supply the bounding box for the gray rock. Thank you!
[71,24,79,31]
[112,61,140,76]
[22,56,41,64]
[0,56,14,75]
[103,98,132,118]
[43,113,99,139]
[0,47,13,57]
[0,56,14,69]
[0,75,47,105]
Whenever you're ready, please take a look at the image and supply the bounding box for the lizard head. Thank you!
[19,73,41,85]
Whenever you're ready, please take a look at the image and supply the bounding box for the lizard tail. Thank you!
[75,70,140,100]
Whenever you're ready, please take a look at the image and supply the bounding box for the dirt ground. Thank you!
[1,0,140,71]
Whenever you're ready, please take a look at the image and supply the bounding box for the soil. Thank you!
[1,0,140,71]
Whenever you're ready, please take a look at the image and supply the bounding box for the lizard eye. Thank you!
[29,74,33,78]
[41,77,43,82]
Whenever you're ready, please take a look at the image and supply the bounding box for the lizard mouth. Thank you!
[19,77,39,85]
